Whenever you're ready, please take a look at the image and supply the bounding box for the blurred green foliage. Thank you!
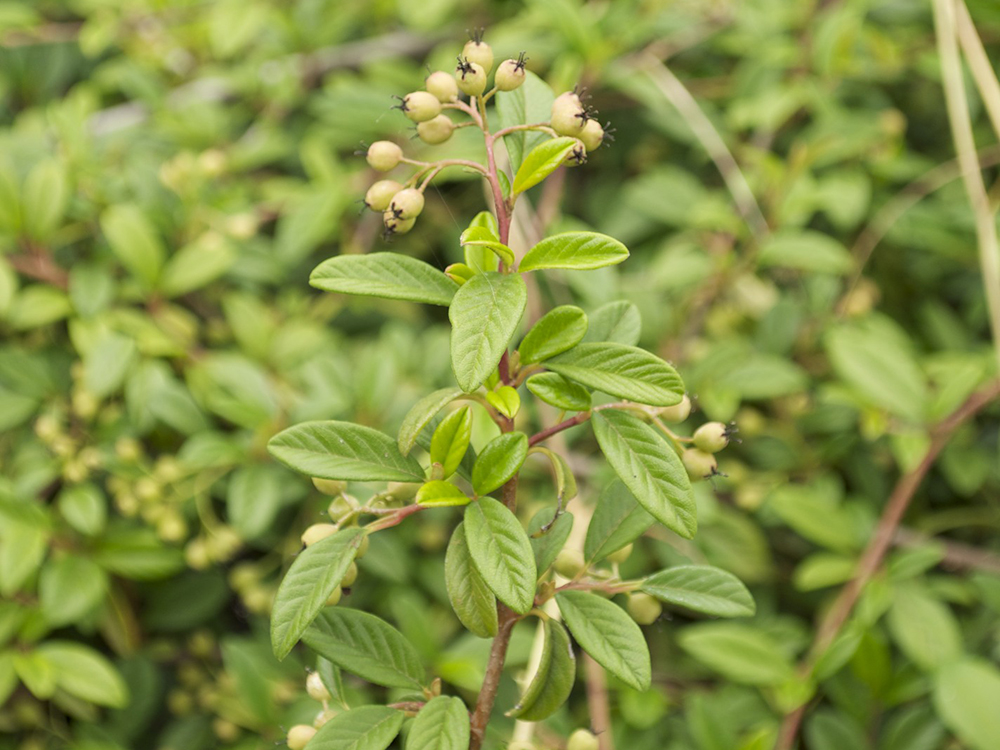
[1,1,999,749]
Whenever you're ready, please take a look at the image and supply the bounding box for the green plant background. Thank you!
[2,1,1000,749]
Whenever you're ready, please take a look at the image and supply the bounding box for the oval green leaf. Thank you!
[398,388,463,456]
[508,618,575,720]
[525,372,592,411]
[520,232,629,273]
[546,343,684,407]
[445,522,498,638]
[416,481,471,508]
[310,705,405,750]
[460,226,515,267]
[640,565,756,618]
[430,407,472,478]
[518,305,588,364]
[933,658,1000,750]
[512,137,577,194]
[472,432,529,496]
[464,497,537,614]
[36,641,129,708]
[584,480,654,563]
[310,253,458,306]
[406,696,470,750]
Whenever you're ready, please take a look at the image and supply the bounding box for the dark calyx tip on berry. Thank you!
[467,27,485,44]
[724,423,741,444]
[456,56,474,75]
[515,51,529,71]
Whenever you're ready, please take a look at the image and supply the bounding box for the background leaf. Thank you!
[310,253,458,306]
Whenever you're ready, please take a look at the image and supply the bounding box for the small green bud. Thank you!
[328,494,360,522]
[455,58,487,97]
[567,729,599,750]
[417,114,455,145]
[554,548,586,579]
[551,92,587,137]
[364,181,402,212]
[426,70,459,102]
[682,448,718,481]
[301,523,338,547]
[606,543,633,565]
[287,724,318,750]
[693,422,731,453]
[579,118,605,152]
[658,395,691,423]
[462,38,494,73]
[383,210,416,236]
[495,54,528,91]
[366,141,403,171]
[400,90,442,123]
[388,188,425,220]
[341,561,358,587]
[627,592,663,625]
[306,671,330,702]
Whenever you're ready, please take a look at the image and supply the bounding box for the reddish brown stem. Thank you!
[775,379,1000,750]
[469,606,517,750]
[584,654,615,750]
[528,411,592,447]
[8,251,69,289]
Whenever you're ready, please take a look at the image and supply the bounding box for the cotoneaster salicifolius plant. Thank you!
[265,32,754,750]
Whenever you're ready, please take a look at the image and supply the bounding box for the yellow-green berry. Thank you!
[341,561,358,587]
[383,210,416,236]
[287,724,317,750]
[366,141,403,171]
[606,543,633,565]
[693,422,730,453]
[306,671,330,702]
[355,534,370,559]
[417,114,455,145]
[567,729,599,750]
[327,494,359,522]
[426,70,458,102]
[400,91,442,123]
[388,188,425,220]
[455,59,487,97]
[326,586,342,607]
[627,592,663,625]
[301,523,338,547]
[682,448,718,481]
[659,395,691,423]
[579,118,605,152]
[554,548,586,578]
[462,37,493,73]
[495,54,528,91]
[551,92,587,137]
[364,181,402,212]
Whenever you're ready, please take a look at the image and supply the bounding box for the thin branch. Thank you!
[955,0,1000,142]
[775,378,1000,750]
[584,654,615,750]
[893,527,1000,575]
[7,251,69,290]
[469,606,518,750]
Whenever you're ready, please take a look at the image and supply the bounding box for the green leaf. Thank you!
[309,705,405,750]
[592,410,696,539]
[518,305,588,364]
[525,373,592,411]
[546,343,684,407]
[472,432,528,496]
[22,159,68,240]
[512,137,577,194]
[36,641,129,707]
[464,498,537,614]
[14,651,55,699]
[757,230,853,275]
[226,463,286,540]
[676,623,796,686]
[268,421,425,482]
[406,696,470,750]
[584,480,653,563]
[520,232,629,273]
[303,608,425,689]
[57,483,107,537]
[445,522,498,638]
[39,555,107,627]
[0,651,15,706]
[640,565,755,618]
[529,446,578,505]
[416,481,471,507]
[450,272,526,392]
[528,507,574,573]
[270,528,366,660]
[430,407,472,478]
[485,385,520,419]
[508,618,575,720]
[100,204,165,289]
[555,590,651,691]
[496,70,555,173]
[933,658,1000,750]
[161,234,236,297]
[460,227,515,267]
[398,388,463,456]
[766,482,860,553]
[886,585,962,671]
[463,213,500,274]
[310,253,458,306]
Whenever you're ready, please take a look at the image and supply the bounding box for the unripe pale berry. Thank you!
[682,448,718,481]
[627,592,663,625]
[287,724,317,750]
[314,708,338,727]
[659,394,692,424]
[341,561,358,587]
[366,141,403,171]
[693,422,730,453]
[567,729,600,750]
[565,140,588,167]
[495,55,527,91]
[327,494,359,522]
[326,586,342,607]
[301,523,338,547]
[551,92,587,137]
[364,181,402,212]
[426,70,458,102]
[462,39,494,73]
[579,118,605,152]
[417,114,455,145]
[386,481,420,501]
[400,91,442,123]
[554,548,586,578]
[606,543,633,565]
[455,59,487,97]
[388,188,425,220]
[306,671,330,702]
[355,534,370,559]
[383,211,416,236]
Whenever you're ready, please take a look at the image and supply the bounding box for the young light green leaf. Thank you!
[757,230,853,275]
[39,556,107,628]
[445,523,498,638]
[525,373,592,411]
[406,696,470,750]
[508,617,575,720]
[450,272,526,392]
[100,204,165,289]
[555,590,651,691]
[887,585,962,671]
[36,641,129,708]
[14,651,55,699]
[310,253,458,306]
[161,234,236,297]
[464,498,537,614]
[309,705,405,750]
[416,481,471,507]
[485,385,520,419]
[518,305,588,364]
[303,608,426,689]
[584,480,654,563]
[446,263,476,286]
[23,159,68,241]
[640,565,756,618]
[472,432,528,496]
[933,658,1000,750]
[528,507,574,573]
[677,623,796,686]
[512,137,577,194]
[546,343,684,407]
[496,70,555,173]
[520,232,629,273]
[463,212,500,273]
[592,410,696,539]
[430,407,472,477]
[460,227,515,267]
[398,388,463,456]
[583,301,642,346]
[270,528,365,660]
[529,446,578,504]
[269,421,425,482]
